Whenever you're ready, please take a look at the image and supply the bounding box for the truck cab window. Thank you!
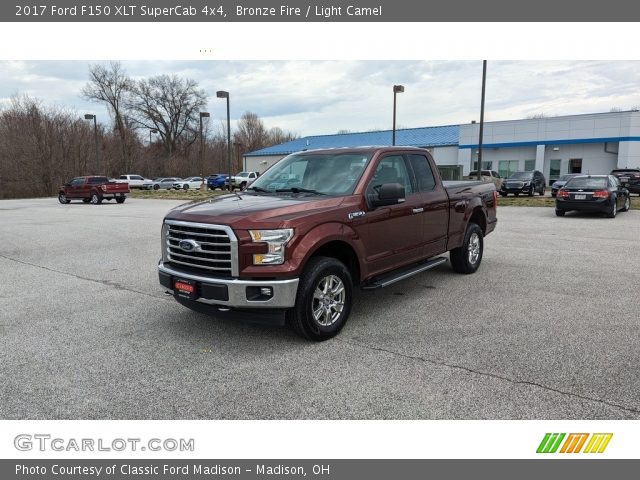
[408,154,436,192]
[366,155,413,196]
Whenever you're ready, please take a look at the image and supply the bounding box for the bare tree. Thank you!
[233,111,269,153]
[82,62,136,172]
[126,75,207,156]
[267,126,298,146]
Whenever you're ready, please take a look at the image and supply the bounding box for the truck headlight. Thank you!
[249,229,294,265]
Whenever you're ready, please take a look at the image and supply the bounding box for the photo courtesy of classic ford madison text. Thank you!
[1,60,639,419]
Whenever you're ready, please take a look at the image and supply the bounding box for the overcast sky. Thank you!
[1,60,640,136]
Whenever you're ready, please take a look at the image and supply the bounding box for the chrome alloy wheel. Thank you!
[468,232,481,265]
[312,274,346,327]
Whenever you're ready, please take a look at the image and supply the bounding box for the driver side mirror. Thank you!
[370,182,405,208]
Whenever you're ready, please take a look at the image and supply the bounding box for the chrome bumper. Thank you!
[158,262,299,309]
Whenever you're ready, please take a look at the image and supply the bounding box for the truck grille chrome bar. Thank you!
[163,220,238,277]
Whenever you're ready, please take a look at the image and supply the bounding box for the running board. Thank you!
[361,257,447,290]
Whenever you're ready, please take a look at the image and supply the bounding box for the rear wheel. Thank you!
[58,192,70,204]
[82,198,90,203]
[500,192,507,197]
[514,193,519,197]
[153,184,159,190]
[90,192,102,205]
[539,186,545,196]
[607,197,617,218]
[449,222,483,274]
[287,256,353,341]
[183,184,189,190]
[555,209,565,217]
[116,197,126,204]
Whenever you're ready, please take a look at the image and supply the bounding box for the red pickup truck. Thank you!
[158,147,497,340]
[58,176,130,205]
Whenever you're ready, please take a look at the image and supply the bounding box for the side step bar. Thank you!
[361,257,447,290]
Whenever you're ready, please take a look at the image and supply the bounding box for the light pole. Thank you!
[199,112,210,190]
[149,128,158,146]
[392,85,404,146]
[216,90,231,190]
[84,114,99,173]
[477,61,487,180]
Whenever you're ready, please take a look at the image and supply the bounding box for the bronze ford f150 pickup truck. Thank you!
[159,147,497,341]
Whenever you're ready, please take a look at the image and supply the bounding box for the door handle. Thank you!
[454,201,467,212]
[412,207,424,214]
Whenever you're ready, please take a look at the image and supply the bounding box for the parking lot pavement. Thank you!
[1,197,639,420]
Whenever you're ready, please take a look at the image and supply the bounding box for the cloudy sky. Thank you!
[1,60,640,136]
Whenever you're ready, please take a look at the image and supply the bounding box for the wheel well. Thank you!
[469,208,486,234]
[310,241,360,284]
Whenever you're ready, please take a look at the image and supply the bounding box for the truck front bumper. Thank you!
[158,262,299,309]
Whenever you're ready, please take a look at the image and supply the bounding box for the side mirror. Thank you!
[371,182,405,208]
[64,183,71,187]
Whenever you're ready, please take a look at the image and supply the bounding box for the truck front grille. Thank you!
[163,220,238,277]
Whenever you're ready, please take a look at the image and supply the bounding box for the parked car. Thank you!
[465,170,503,190]
[143,177,182,190]
[226,171,259,190]
[550,174,581,197]
[610,168,640,195]
[500,170,546,197]
[207,174,229,190]
[58,176,129,205]
[158,147,497,341]
[555,174,630,218]
[173,177,204,190]
[116,174,151,189]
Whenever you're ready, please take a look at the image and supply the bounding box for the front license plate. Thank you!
[574,194,586,200]
[174,278,197,300]
[620,177,629,183]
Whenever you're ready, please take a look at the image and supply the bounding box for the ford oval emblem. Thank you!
[179,239,199,252]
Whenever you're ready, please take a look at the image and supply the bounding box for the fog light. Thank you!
[246,286,274,301]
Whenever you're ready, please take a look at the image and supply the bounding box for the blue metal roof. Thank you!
[245,125,460,157]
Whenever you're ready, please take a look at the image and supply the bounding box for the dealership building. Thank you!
[244,110,640,183]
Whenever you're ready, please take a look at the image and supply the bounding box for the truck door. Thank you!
[68,177,84,198]
[407,154,449,257]
[361,154,425,276]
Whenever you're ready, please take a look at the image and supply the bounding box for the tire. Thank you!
[606,196,617,218]
[287,256,353,341]
[449,222,483,274]
[621,195,630,212]
[539,186,545,196]
[82,198,90,203]
[90,192,102,205]
[500,192,507,197]
[240,182,247,191]
[153,184,159,190]
[528,186,534,196]
[555,209,565,217]
[116,197,126,204]
[183,184,189,190]
[58,192,70,204]
[514,193,519,197]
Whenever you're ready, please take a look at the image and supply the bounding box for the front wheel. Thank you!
[90,192,102,205]
[500,192,507,197]
[449,222,483,274]
[528,186,534,196]
[153,184,159,190]
[621,195,630,212]
[555,209,565,217]
[58,192,70,204]
[287,256,353,341]
[183,184,189,190]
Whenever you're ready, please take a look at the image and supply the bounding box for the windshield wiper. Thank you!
[275,187,325,195]
[246,186,270,193]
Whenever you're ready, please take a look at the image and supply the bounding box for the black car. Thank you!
[555,175,630,218]
[550,174,580,197]
[610,168,640,195]
[500,170,546,197]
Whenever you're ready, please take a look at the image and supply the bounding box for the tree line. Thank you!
[0,61,297,199]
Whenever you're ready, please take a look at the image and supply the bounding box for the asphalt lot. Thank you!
[1,197,639,420]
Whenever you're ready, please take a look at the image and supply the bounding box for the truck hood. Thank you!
[165,192,346,226]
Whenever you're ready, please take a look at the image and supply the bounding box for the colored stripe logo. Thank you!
[537,433,612,454]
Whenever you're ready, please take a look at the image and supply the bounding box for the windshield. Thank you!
[564,177,608,189]
[509,172,533,180]
[248,152,372,195]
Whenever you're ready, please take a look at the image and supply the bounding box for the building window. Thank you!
[549,159,561,183]
[498,160,519,179]
[569,158,582,174]
[524,159,536,171]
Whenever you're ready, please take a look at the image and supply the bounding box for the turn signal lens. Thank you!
[592,190,609,198]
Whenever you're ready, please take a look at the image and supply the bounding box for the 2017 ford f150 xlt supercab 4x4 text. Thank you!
[158,147,497,341]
